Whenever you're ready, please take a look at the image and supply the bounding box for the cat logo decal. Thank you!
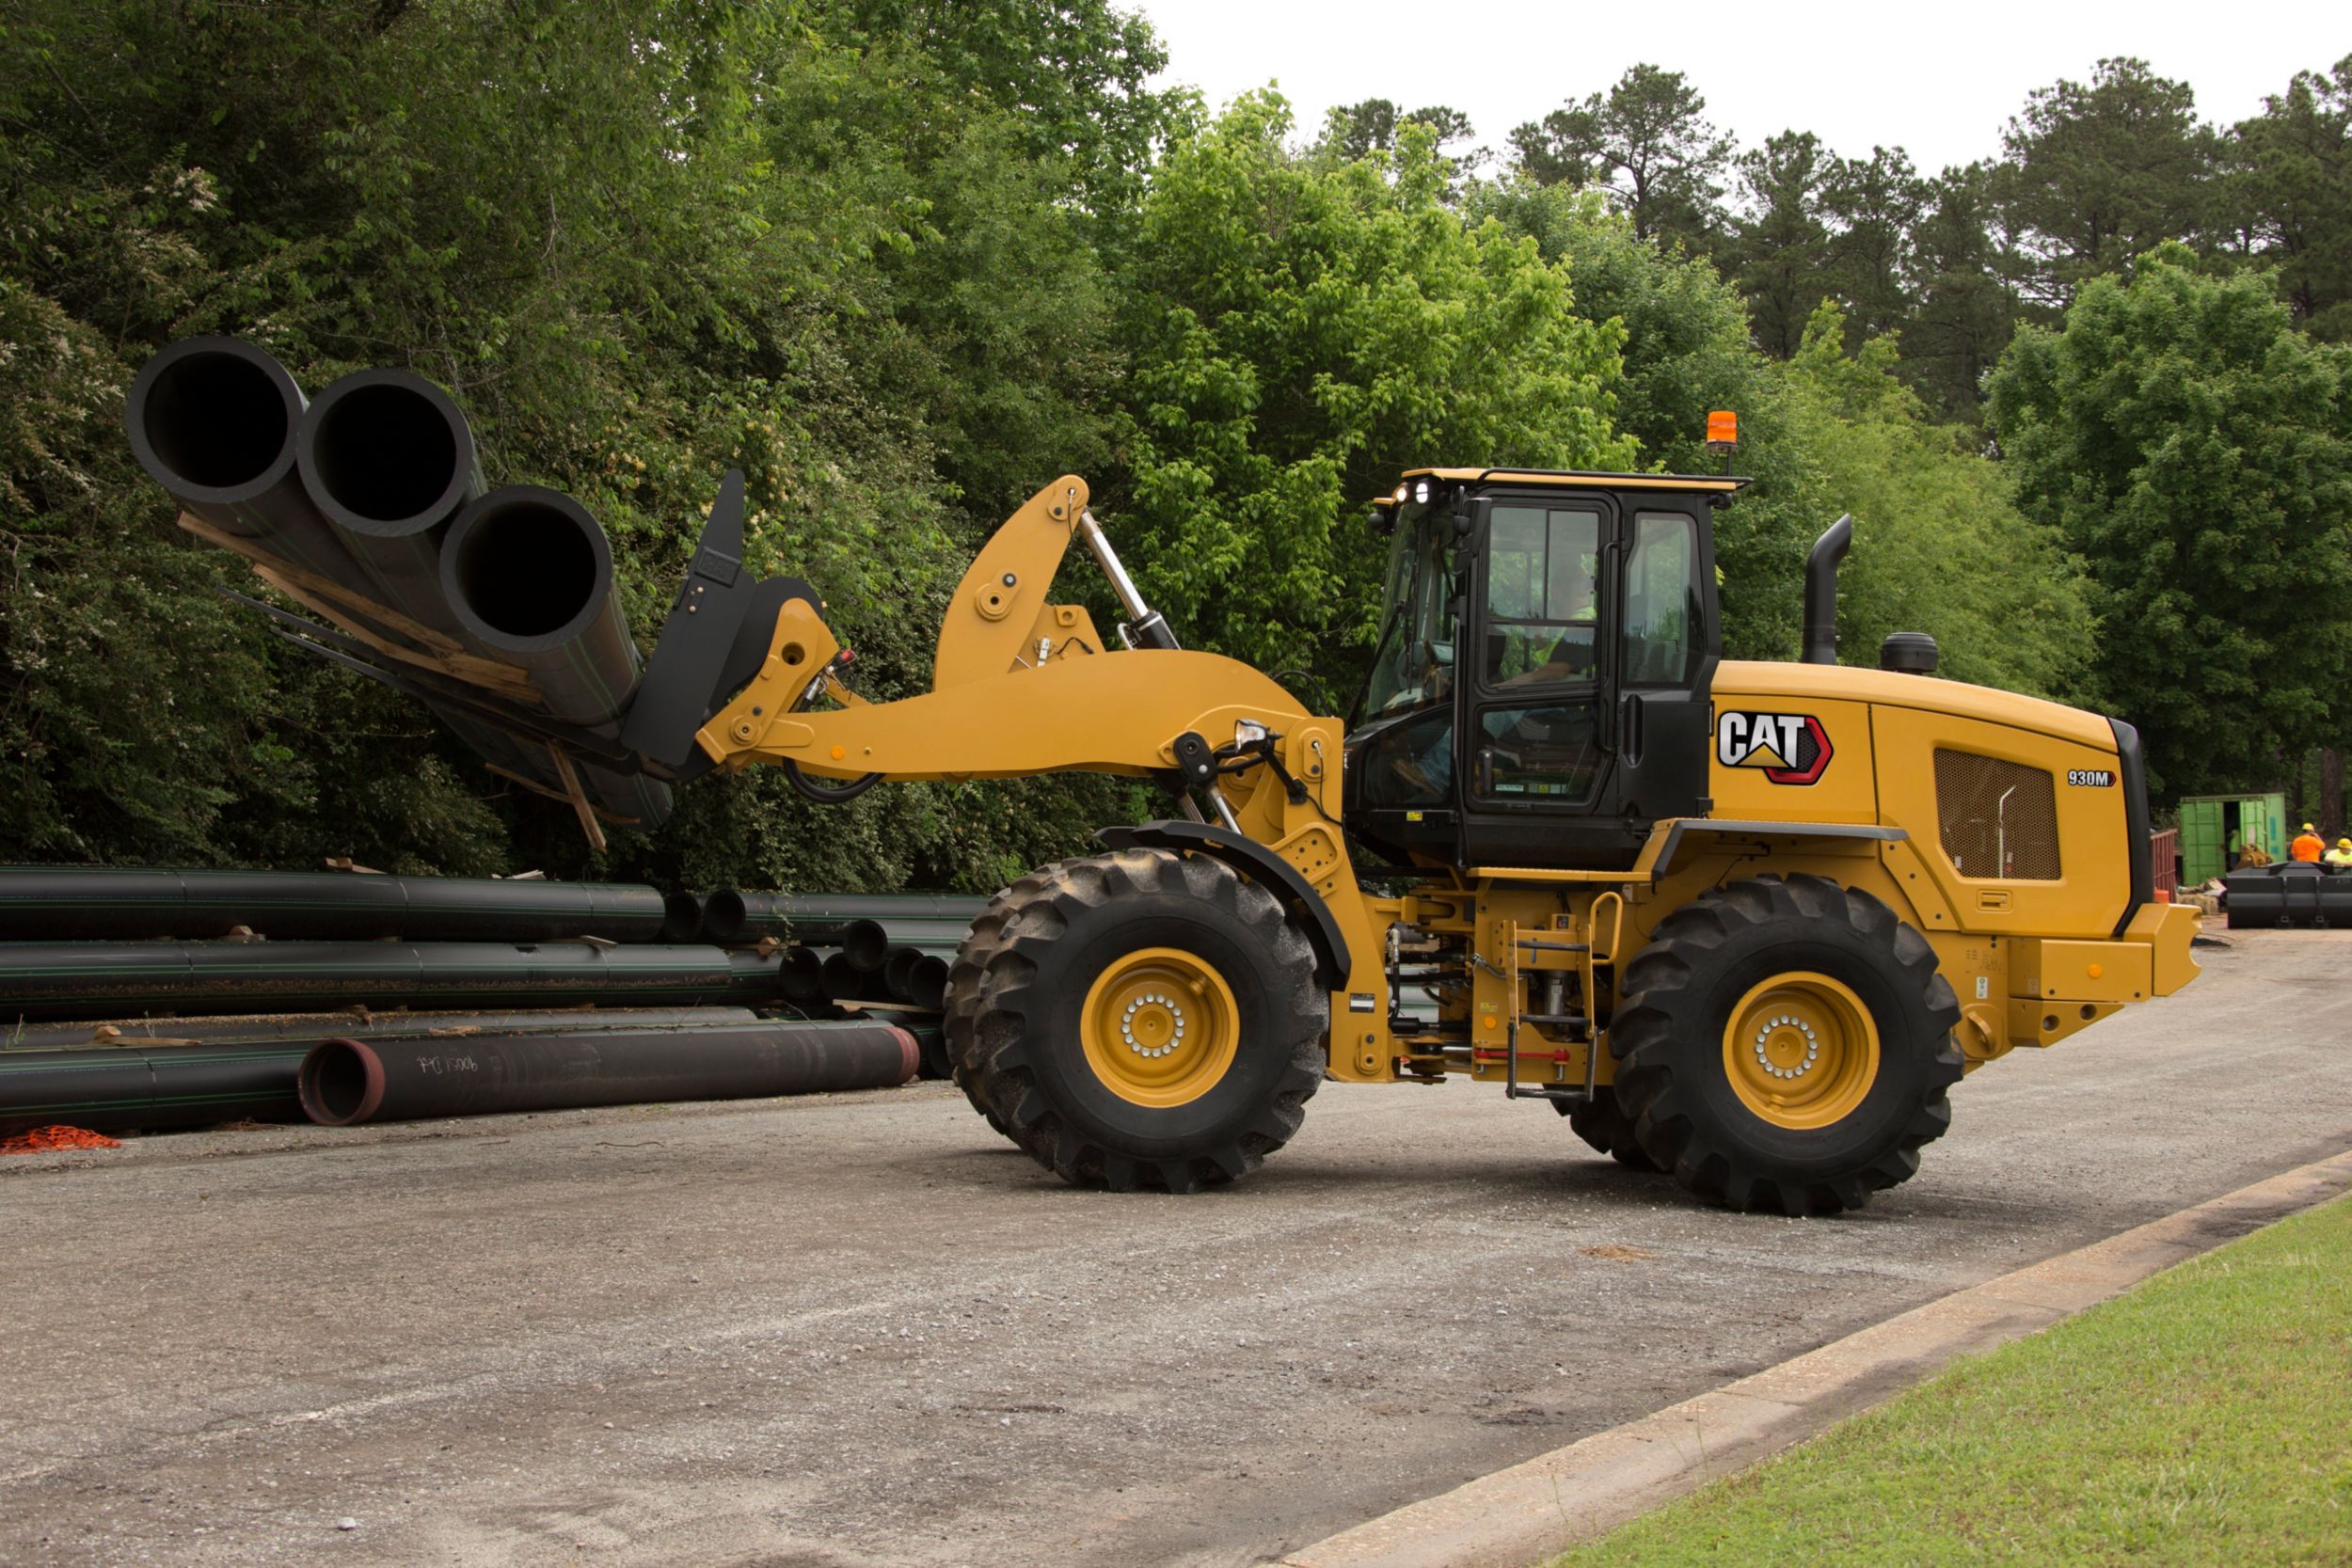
[1716,711,1833,786]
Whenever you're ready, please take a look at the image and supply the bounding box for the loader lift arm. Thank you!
[677,475,1398,1084]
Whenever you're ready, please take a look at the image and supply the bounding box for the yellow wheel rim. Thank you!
[1078,945,1240,1108]
[1721,971,1881,1130]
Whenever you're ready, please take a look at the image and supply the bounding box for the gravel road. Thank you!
[3,928,2345,1568]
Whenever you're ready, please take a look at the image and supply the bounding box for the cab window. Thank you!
[1622,512,1703,686]
[1485,505,1599,685]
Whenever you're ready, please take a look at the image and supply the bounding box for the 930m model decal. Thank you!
[1717,711,1834,785]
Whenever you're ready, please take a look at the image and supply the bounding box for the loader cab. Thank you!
[1344,468,1741,871]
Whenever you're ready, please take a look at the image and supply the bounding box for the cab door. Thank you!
[1457,491,1718,869]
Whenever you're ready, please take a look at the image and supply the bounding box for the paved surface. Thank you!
[2,929,2347,1568]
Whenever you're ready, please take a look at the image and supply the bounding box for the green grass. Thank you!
[1549,1195,2352,1567]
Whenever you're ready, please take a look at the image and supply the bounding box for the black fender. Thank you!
[1095,821,1352,991]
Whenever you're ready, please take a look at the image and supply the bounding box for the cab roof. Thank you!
[1403,467,1751,494]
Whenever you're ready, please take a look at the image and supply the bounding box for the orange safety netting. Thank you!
[0,1125,123,1154]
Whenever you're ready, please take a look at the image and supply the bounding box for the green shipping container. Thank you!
[2176,792,2289,886]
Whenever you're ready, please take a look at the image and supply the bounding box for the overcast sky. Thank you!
[1132,1,2350,175]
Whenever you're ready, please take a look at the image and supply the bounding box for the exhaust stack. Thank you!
[1801,515,1851,666]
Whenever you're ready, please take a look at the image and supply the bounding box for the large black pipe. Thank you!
[662,892,707,944]
[1,1005,762,1054]
[0,942,784,1022]
[882,945,951,1010]
[0,1043,309,1136]
[440,485,672,830]
[0,1006,775,1136]
[819,951,876,1003]
[702,891,990,945]
[779,946,829,1004]
[1801,514,1851,666]
[123,337,367,585]
[295,367,483,642]
[0,867,671,943]
[298,1020,919,1126]
[899,1020,950,1081]
[840,918,973,970]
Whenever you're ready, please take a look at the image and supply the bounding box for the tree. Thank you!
[0,0,1166,885]
[2231,55,2352,340]
[1994,57,2217,310]
[1820,146,1923,345]
[815,0,1175,219]
[1113,99,1636,689]
[1780,305,2091,699]
[1320,99,1475,161]
[1730,132,1835,358]
[1507,64,1732,253]
[1903,164,2019,422]
[1987,248,2352,794]
[1471,180,1829,660]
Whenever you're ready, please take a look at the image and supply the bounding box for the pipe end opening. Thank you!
[308,379,464,528]
[137,346,294,494]
[448,493,605,641]
[298,1038,385,1126]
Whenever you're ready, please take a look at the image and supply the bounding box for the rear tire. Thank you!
[1555,1087,1664,1172]
[1612,874,1962,1216]
[945,848,1324,1194]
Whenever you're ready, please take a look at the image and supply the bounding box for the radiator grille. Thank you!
[1934,750,2061,880]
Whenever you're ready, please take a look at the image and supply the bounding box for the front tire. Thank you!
[1612,874,1962,1216]
[1555,1087,1664,1172]
[946,848,1325,1194]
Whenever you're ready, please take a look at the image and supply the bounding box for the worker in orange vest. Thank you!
[2290,823,2326,862]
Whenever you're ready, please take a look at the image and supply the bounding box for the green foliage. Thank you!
[1508,65,1733,253]
[0,0,1158,886]
[5,8,2343,879]
[1729,132,1835,359]
[1780,305,2092,699]
[2230,55,2352,341]
[1471,182,1823,659]
[1995,57,2218,310]
[1113,99,1635,695]
[1989,250,2352,793]
[1317,100,1476,162]
[1903,164,2018,422]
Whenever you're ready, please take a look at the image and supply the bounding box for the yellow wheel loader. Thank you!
[262,454,2198,1215]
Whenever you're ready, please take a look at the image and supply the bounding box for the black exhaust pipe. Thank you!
[1801,515,1851,666]
[296,1020,920,1126]
[295,367,482,641]
[122,336,364,584]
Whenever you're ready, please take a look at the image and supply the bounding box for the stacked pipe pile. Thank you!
[0,867,941,1135]
[677,891,988,1078]
[124,336,667,830]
